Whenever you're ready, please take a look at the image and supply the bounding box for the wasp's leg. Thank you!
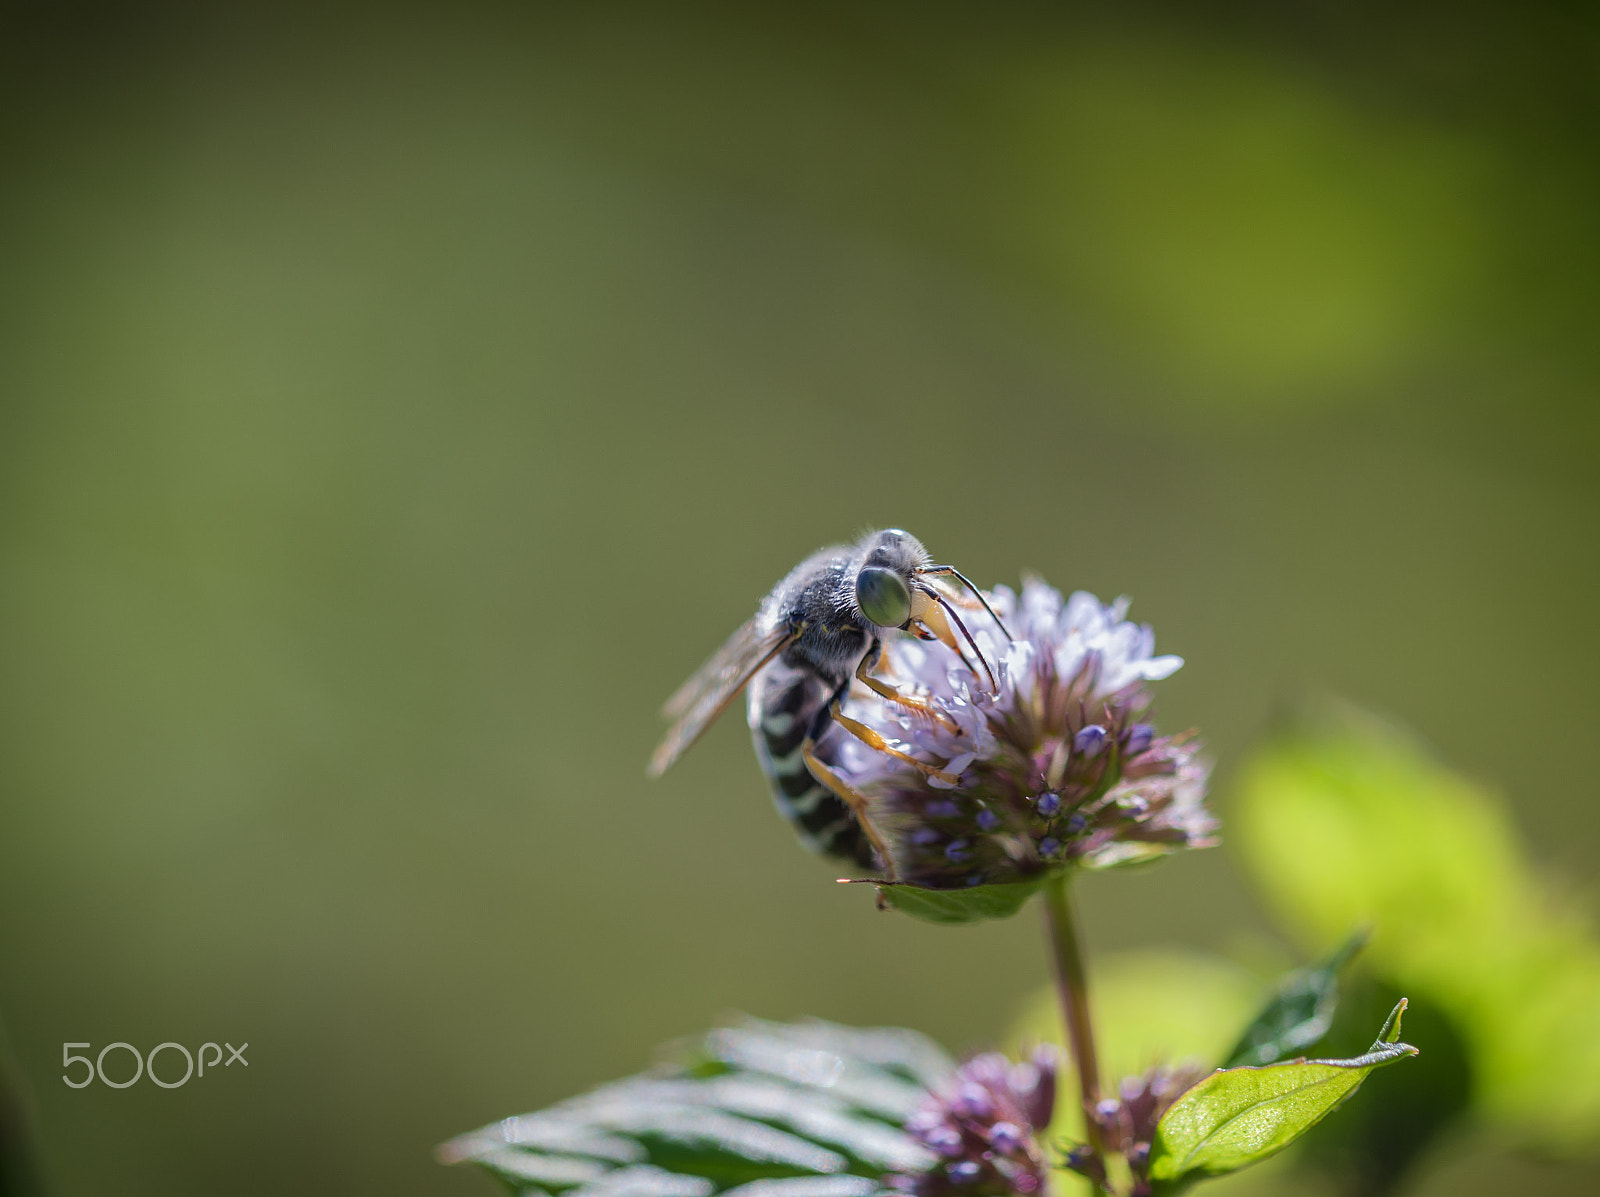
[829,700,962,785]
[853,651,961,734]
[800,739,896,878]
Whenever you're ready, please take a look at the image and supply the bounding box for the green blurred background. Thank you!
[1,2,1596,1194]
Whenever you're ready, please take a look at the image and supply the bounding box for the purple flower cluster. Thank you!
[889,1048,1057,1197]
[1063,1065,1207,1196]
[840,579,1217,888]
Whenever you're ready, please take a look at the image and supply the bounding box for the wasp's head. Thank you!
[854,528,1013,692]
[854,529,928,629]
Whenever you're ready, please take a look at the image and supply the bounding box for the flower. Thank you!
[839,579,1217,888]
[1063,1064,1208,1196]
[889,1048,1057,1197]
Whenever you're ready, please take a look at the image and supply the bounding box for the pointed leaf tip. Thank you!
[1376,997,1407,1047]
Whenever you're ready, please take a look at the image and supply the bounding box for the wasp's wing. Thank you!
[649,619,794,778]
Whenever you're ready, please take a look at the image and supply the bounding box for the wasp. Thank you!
[648,529,1009,873]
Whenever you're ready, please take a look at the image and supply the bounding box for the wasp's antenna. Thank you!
[918,565,1013,642]
[918,583,998,693]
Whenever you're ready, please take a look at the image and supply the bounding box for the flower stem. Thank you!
[1042,871,1104,1170]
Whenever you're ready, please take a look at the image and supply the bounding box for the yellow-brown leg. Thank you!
[854,654,961,733]
[801,739,897,878]
[830,701,962,785]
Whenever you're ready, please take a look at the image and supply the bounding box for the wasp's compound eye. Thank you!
[857,567,912,628]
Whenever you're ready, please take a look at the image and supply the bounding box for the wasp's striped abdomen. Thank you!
[747,659,874,869]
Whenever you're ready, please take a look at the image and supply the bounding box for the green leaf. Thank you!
[870,877,1044,925]
[1222,929,1367,1068]
[1233,705,1600,1149]
[438,1019,950,1196]
[1148,999,1418,1188]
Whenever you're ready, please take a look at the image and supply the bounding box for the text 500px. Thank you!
[62,1041,247,1088]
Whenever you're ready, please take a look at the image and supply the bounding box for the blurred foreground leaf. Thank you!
[1234,709,1600,1149]
[1148,1000,1418,1189]
[1223,929,1366,1068]
[439,1020,948,1196]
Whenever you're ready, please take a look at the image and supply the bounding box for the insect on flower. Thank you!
[648,529,1009,870]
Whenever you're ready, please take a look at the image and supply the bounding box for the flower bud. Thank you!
[987,1122,1021,1153]
[1062,1063,1205,1196]
[891,1049,1057,1197]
